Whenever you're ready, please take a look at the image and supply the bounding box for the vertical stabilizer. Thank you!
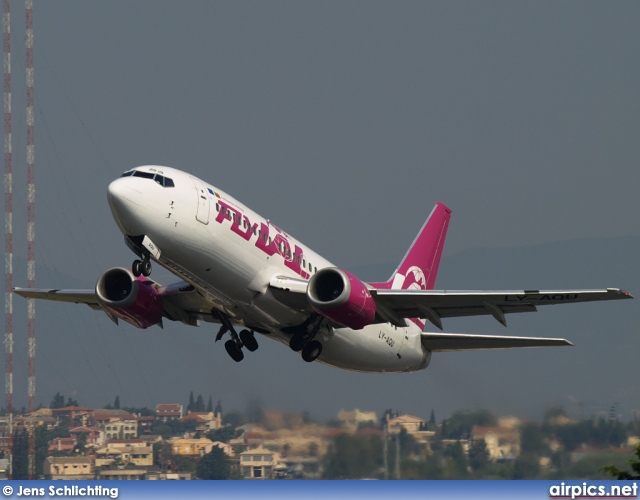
[372,202,451,291]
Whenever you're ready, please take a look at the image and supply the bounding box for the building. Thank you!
[180,411,222,432]
[43,457,93,480]
[156,404,183,421]
[240,447,280,479]
[387,414,426,434]
[170,437,215,457]
[337,409,377,429]
[94,444,153,467]
[91,409,137,427]
[471,425,521,461]
[104,420,138,440]
[69,426,105,447]
[48,437,76,454]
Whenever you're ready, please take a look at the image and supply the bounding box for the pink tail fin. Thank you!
[372,202,451,290]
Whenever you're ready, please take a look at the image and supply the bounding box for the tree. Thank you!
[114,395,120,409]
[206,396,213,413]
[12,428,29,479]
[468,439,490,472]
[35,424,49,478]
[444,441,468,478]
[207,426,242,443]
[603,444,640,479]
[196,446,231,479]
[323,434,383,479]
[188,391,195,413]
[50,392,65,409]
[195,394,205,412]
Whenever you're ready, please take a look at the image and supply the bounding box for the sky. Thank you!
[2,1,639,420]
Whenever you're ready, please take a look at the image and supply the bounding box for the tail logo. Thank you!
[401,266,427,290]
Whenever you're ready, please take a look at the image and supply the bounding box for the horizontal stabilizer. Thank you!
[421,332,572,352]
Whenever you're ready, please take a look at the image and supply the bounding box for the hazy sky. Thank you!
[3,2,638,419]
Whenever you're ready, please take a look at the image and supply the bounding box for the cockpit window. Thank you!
[121,170,175,187]
[133,171,155,180]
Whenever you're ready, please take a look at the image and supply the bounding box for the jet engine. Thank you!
[95,267,163,329]
[307,268,376,330]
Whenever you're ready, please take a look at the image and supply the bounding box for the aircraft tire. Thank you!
[240,329,258,352]
[289,335,306,352]
[301,340,322,362]
[132,260,142,277]
[142,260,152,277]
[224,340,244,362]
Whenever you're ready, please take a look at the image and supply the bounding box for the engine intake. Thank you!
[95,267,163,329]
[307,268,376,330]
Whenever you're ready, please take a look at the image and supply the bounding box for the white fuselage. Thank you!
[107,166,430,373]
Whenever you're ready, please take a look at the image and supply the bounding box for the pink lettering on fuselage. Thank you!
[215,199,310,279]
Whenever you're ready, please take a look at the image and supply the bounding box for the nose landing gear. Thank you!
[132,258,152,277]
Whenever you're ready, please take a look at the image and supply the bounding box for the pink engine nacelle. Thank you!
[95,267,163,329]
[307,268,376,330]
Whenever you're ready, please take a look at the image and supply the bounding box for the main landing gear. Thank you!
[132,258,152,277]
[213,310,259,362]
[287,317,325,363]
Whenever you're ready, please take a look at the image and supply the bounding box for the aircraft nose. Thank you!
[107,178,143,234]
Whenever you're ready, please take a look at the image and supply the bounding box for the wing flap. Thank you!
[421,332,573,351]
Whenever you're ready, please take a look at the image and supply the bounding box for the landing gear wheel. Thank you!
[132,260,143,277]
[289,335,306,352]
[142,260,152,277]
[239,330,258,352]
[224,340,244,362]
[301,340,322,362]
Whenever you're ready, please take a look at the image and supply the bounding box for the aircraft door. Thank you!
[190,176,210,224]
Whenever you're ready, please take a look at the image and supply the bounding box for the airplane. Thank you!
[15,165,633,373]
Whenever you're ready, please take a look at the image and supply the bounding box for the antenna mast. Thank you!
[3,0,12,479]
[25,0,35,417]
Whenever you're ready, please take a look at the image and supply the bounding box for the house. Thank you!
[337,409,377,429]
[94,444,153,467]
[43,456,93,479]
[136,415,156,434]
[156,404,183,421]
[180,411,222,432]
[103,419,138,440]
[91,409,137,427]
[48,437,76,453]
[170,437,215,457]
[387,414,426,434]
[69,426,105,447]
[471,424,521,461]
[240,447,280,479]
[50,406,92,422]
[210,441,234,456]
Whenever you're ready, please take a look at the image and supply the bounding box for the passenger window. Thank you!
[215,204,220,212]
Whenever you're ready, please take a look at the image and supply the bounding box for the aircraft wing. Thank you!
[421,332,572,351]
[14,283,214,327]
[14,288,102,310]
[269,277,632,329]
[371,288,632,329]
